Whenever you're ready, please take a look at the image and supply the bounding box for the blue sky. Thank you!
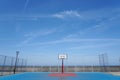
[0,0,120,65]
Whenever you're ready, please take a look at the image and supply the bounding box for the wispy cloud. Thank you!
[23,0,30,13]
[0,7,120,22]
[0,10,81,21]
[70,42,118,50]
[64,24,108,39]
[21,28,58,45]
[24,29,56,37]
[64,10,120,39]
[52,10,81,19]
[19,38,120,46]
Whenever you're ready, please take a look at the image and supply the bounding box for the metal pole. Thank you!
[119,58,120,66]
[119,58,120,72]
[49,66,51,72]
[83,66,85,72]
[21,59,24,72]
[10,57,14,74]
[74,66,76,72]
[91,64,94,72]
[13,51,19,74]
[105,53,109,72]
[62,59,64,73]
[57,65,59,72]
[25,60,27,72]
[102,54,106,72]
[99,54,102,72]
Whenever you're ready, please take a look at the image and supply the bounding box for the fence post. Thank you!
[10,57,14,74]
[20,59,24,72]
[119,58,120,72]
[25,60,27,72]
[50,66,52,72]
[99,54,102,72]
[91,64,94,72]
[14,51,19,74]
[82,66,85,72]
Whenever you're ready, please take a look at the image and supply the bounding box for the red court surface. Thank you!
[49,73,77,77]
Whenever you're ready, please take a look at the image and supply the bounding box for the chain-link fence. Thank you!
[0,55,27,76]
[24,53,120,72]
[1,54,120,76]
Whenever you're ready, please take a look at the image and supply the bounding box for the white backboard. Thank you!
[58,54,67,59]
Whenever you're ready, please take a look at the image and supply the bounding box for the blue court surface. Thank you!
[0,72,120,80]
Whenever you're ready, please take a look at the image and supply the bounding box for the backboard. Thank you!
[58,54,67,59]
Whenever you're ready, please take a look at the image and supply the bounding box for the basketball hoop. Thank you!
[58,54,67,59]
[49,54,76,77]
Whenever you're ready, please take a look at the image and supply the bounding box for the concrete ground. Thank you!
[108,72,120,76]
